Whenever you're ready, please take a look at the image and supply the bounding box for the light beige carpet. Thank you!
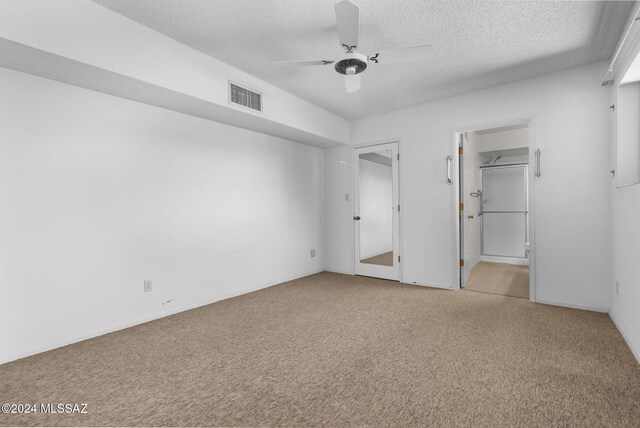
[361,251,393,266]
[1,272,639,427]
[464,261,529,299]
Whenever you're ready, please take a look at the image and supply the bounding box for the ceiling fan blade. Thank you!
[274,59,334,66]
[369,45,434,64]
[335,0,359,51]
[345,74,360,93]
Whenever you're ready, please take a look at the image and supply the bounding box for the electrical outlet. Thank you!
[345,194,350,202]
[310,249,316,257]
[616,281,619,296]
[144,279,152,292]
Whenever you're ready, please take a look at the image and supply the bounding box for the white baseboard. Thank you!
[0,268,325,366]
[535,298,609,313]
[609,311,640,365]
[480,255,529,266]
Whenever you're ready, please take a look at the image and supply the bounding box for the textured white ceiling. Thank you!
[92,0,632,120]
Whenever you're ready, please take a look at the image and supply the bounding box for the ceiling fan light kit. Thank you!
[274,0,433,93]
[334,53,368,75]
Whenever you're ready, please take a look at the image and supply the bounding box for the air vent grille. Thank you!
[229,83,262,112]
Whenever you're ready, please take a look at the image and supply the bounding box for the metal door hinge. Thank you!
[459,147,463,155]
[459,202,464,211]
[398,204,400,212]
[459,259,464,267]
[398,255,401,262]
[397,153,400,161]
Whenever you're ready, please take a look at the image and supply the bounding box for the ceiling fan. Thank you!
[275,0,434,93]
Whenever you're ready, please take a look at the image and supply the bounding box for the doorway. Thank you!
[456,122,534,299]
[353,142,400,281]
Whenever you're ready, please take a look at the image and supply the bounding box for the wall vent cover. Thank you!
[229,83,262,112]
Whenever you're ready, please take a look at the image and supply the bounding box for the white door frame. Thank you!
[353,141,401,281]
[451,116,537,302]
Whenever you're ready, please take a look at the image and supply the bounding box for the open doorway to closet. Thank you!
[457,122,533,299]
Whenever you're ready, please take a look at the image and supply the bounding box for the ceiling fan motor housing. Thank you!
[334,52,368,75]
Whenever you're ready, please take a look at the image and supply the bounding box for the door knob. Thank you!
[468,214,474,219]
[353,216,361,220]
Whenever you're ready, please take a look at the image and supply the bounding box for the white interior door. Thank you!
[461,133,481,286]
[354,142,400,280]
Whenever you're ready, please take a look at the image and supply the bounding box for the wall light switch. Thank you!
[310,249,316,257]
[144,279,152,292]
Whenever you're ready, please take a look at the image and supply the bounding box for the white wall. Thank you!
[475,127,529,165]
[358,159,393,259]
[610,183,640,362]
[326,62,612,310]
[0,68,325,364]
[610,89,640,362]
[608,14,640,363]
[324,146,354,275]
[0,0,349,147]
[475,128,529,152]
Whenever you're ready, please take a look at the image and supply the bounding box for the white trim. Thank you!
[0,268,324,366]
[350,137,402,149]
[535,298,609,313]
[609,311,640,364]
[480,255,529,266]
[527,120,537,302]
[451,132,461,290]
[398,140,404,283]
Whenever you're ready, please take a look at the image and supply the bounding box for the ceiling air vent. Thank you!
[229,82,262,112]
